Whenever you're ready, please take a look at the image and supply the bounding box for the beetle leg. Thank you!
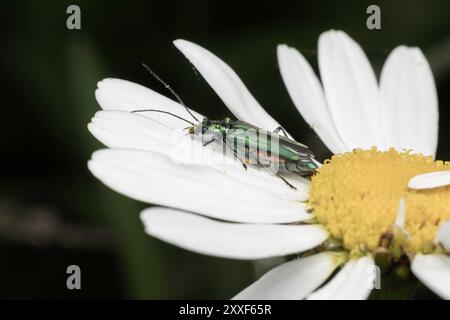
[221,138,248,170]
[275,173,296,190]
[256,159,297,190]
[203,137,216,147]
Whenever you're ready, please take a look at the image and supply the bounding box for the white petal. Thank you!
[88,149,312,224]
[408,170,450,189]
[277,44,347,154]
[174,39,289,135]
[88,111,310,201]
[394,198,406,229]
[233,252,345,299]
[437,221,450,252]
[411,254,450,299]
[141,207,328,260]
[318,30,383,150]
[88,110,173,156]
[95,78,203,130]
[380,46,438,156]
[307,255,376,300]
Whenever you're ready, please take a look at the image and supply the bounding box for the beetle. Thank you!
[191,117,317,173]
[132,64,318,189]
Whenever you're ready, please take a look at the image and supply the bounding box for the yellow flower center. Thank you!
[309,148,450,256]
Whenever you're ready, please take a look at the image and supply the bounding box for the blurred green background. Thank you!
[0,0,449,298]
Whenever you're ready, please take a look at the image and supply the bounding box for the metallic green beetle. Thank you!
[133,64,318,189]
[190,117,317,174]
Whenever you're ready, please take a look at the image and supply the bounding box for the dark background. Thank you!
[0,0,449,298]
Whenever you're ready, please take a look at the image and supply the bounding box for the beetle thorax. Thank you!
[203,119,228,136]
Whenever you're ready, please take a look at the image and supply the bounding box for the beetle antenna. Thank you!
[141,63,200,122]
[132,109,194,125]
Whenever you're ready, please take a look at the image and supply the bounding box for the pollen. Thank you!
[309,148,450,256]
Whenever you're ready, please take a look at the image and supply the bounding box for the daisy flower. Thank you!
[88,30,450,299]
